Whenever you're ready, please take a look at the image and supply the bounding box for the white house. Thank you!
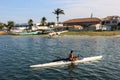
[88,24,102,31]
[102,16,120,30]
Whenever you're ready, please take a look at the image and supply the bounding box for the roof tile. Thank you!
[63,18,102,23]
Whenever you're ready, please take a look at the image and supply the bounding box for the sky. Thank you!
[0,0,120,24]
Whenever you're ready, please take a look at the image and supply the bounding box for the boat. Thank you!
[48,30,68,37]
[13,31,39,35]
[49,32,60,37]
[17,31,39,35]
[30,55,102,68]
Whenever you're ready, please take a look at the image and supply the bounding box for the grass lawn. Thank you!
[61,31,120,36]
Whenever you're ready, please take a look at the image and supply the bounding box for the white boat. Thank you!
[30,56,102,68]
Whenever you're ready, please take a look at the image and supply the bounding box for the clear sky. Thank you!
[0,0,120,24]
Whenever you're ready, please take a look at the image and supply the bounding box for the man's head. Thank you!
[71,50,73,53]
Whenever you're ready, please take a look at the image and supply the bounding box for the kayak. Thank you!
[30,55,102,68]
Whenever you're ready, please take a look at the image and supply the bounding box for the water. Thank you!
[0,35,120,80]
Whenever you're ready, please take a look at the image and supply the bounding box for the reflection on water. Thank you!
[68,63,78,71]
[67,63,78,80]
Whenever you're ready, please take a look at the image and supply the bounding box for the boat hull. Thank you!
[17,31,39,35]
[30,56,102,68]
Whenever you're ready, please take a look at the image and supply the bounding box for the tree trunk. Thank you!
[57,15,59,27]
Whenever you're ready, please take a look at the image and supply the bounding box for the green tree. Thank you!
[0,23,5,29]
[53,8,64,26]
[7,21,15,31]
[41,17,47,26]
[28,19,33,30]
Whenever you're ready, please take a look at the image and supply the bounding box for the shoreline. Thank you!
[60,31,120,36]
[1,31,120,37]
[61,34,120,38]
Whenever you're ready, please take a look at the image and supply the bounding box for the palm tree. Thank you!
[7,21,15,31]
[53,8,64,26]
[41,17,47,26]
[28,19,33,30]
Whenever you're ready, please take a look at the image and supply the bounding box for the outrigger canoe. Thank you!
[30,55,102,68]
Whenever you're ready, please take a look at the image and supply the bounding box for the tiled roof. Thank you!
[63,18,102,23]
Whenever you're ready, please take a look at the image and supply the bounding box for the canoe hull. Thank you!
[30,56,102,68]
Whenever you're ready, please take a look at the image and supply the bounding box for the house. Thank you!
[67,25,84,31]
[12,24,29,32]
[36,24,52,33]
[102,25,111,31]
[89,24,102,31]
[53,26,68,31]
[13,24,38,32]
[102,16,120,30]
[63,18,102,31]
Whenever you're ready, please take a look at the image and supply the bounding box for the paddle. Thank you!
[55,56,62,59]
[52,55,70,62]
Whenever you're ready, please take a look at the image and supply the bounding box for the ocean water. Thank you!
[0,35,120,80]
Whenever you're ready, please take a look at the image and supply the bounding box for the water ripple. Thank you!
[0,36,120,80]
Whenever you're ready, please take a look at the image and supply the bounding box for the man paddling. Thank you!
[52,50,78,62]
[69,50,78,61]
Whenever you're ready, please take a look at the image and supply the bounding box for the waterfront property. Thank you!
[101,16,120,30]
[1,15,120,35]
[10,24,38,35]
[10,23,52,35]
[63,17,102,31]
[63,16,120,31]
